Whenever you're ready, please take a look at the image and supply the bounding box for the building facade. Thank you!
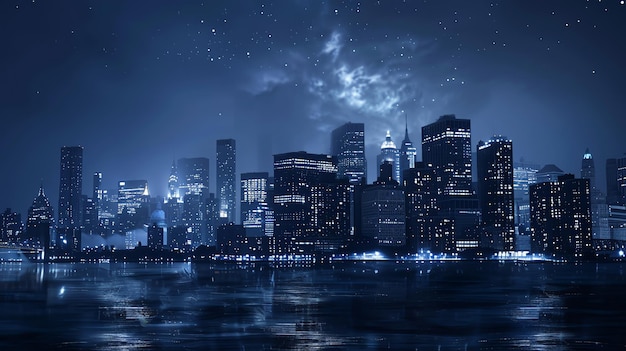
[331,122,366,184]
[217,139,236,222]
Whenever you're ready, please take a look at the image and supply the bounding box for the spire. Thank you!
[404,113,409,140]
[38,181,45,197]
[583,147,592,160]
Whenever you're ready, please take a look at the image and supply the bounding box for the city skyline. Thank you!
[2,1,625,216]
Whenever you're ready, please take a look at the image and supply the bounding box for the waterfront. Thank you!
[1,261,625,350]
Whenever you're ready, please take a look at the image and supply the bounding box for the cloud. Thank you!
[245,70,291,95]
[321,31,342,60]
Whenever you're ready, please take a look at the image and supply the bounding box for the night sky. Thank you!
[2,0,625,216]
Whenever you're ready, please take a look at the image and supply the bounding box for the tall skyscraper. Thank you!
[399,116,417,182]
[177,157,210,197]
[331,122,366,184]
[217,139,236,222]
[421,115,478,252]
[25,185,54,249]
[606,157,626,206]
[422,115,473,198]
[241,172,270,237]
[477,136,515,251]
[167,160,180,200]
[404,162,437,252]
[57,146,83,251]
[117,180,149,231]
[513,161,539,236]
[273,151,338,254]
[580,149,611,248]
[530,174,593,259]
[377,131,401,182]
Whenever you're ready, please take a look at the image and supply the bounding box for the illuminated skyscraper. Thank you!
[331,122,366,184]
[25,185,54,249]
[580,149,611,248]
[377,131,401,182]
[399,116,417,183]
[117,180,149,231]
[477,136,515,251]
[404,162,437,252]
[421,115,478,252]
[530,174,593,258]
[178,157,210,197]
[57,146,83,251]
[167,160,180,200]
[422,115,473,197]
[217,139,236,222]
[241,172,270,237]
[273,151,338,254]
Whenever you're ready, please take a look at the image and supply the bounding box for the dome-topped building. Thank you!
[377,131,401,182]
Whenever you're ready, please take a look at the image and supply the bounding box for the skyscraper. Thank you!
[513,161,539,236]
[477,136,515,251]
[331,122,366,184]
[606,157,626,206]
[117,180,149,231]
[399,116,417,182]
[57,146,83,251]
[404,162,437,253]
[167,159,180,200]
[273,151,338,254]
[217,139,236,222]
[422,115,473,198]
[580,149,611,247]
[241,172,270,237]
[25,185,54,249]
[377,131,401,182]
[530,174,593,259]
[177,157,210,197]
[421,115,478,252]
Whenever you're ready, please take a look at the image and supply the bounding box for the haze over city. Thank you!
[1,0,625,215]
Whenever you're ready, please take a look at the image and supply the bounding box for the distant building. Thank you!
[1,209,23,245]
[147,208,166,249]
[205,193,220,247]
[403,162,437,252]
[477,136,515,251]
[530,174,593,259]
[513,160,539,236]
[241,172,270,237]
[25,186,54,249]
[217,139,236,222]
[361,162,406,249]
[167,225,188,252]
[536,164,564,184]
[273,151,338,255]
[57,146,83,251]
[117,180,150,231]
[178,157,210,197]
[606,157,626,206]
[331,122,366,184]
[183,194,206,248]
[377,131,401,182]
[167,160,180,200]
[580,149,610,249]
[399,117,417,183]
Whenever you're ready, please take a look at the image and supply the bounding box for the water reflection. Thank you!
[0,261,625,349]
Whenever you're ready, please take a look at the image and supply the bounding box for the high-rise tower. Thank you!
[26,185,54,249]
[477,136,515,251]
[399,116,417,182]
[377,131,401,182]
[217,139,236,222]
[58,146,83,251]
[331,122,366,184]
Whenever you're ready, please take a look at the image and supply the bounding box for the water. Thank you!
[1,261,625,350]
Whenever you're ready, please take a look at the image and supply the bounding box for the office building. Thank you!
[403,162,437,252]
[241,172,270,237]
[331,122,367,184]
[273,151,338,254]
[117,180,150,231]
[513,161,539,236]
[377,131,401,182]
[477,136,515,251]
[399,117,417,182]
[1,209,22,245]
[606,157,626,206]
[178,157,210,197]
[580,149,610,248]
[536,164,564,184]
[530,174,593,258]
[217,139,236,222]
[57,146,83,251]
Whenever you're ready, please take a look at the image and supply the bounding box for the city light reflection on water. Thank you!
[0,261,625,349]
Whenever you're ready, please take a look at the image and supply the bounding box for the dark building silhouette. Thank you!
[205,193,220,247]
[331,122,366,184]
[0,209,22,245]
[530,174,593,259]
[399,116,417,183]
[606,157,626,206]
[361,162,406,249]
[167,225,188,252]
[57,146,83,251]
[178,157,210,197]
[310,178,351,253]
[183,194,206,248]
[147,224,164,249]
[422,115,478,252]
[403,162,437,253]
[580,149,610,249]
[477,136,515,251]
[536,164,564,184]
[217,139,236,223]
[25,186,54,250]
[217,223,246,255]
[272,151,338,255]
